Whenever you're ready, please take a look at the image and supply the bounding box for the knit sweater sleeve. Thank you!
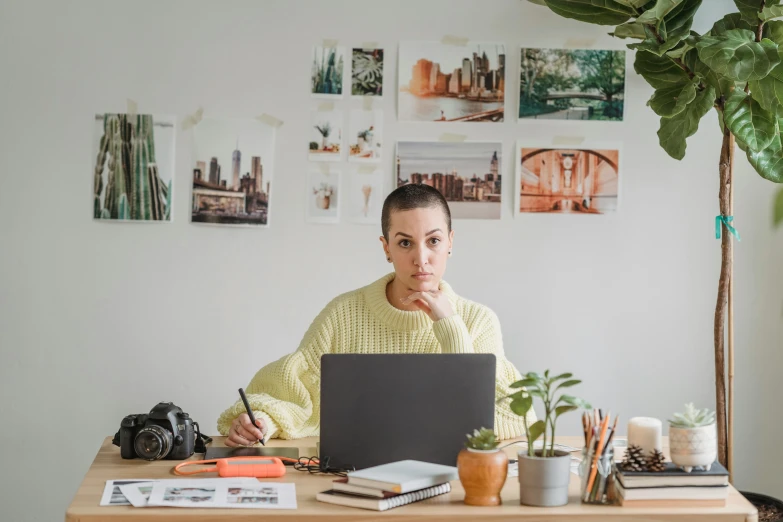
[216,302,337,440]
[471,308,537,440]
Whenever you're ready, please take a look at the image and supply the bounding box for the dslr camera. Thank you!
[112,402,207,460]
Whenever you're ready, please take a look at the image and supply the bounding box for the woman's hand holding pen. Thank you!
[401,289,454,322]
[226,413,267,447]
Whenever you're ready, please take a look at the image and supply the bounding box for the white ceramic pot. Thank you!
[668,422,717,472]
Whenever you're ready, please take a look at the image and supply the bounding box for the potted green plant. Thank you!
[668,403,718,473]
[502,371,590,507]
[456,428,508,506]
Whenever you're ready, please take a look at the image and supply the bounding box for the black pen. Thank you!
[238,388,265,446]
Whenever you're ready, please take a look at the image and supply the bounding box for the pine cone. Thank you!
[621,444,647,472]
[647,449,666,472]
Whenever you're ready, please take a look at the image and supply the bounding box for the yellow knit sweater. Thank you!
[217,273,533,440]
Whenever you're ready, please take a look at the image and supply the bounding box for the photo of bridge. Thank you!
[519,48,625,121]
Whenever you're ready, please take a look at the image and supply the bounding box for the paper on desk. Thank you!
[147,479,297,509]
[119,478,258,508]
[100,479,157,506]
[118,482,155,507]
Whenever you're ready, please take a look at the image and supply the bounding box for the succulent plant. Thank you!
[465,427,499,451]
[669,403,715,429]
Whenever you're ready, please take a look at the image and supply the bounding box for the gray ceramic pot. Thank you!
[518,449,571,507]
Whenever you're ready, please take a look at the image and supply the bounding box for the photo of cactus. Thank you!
[191,118,276,226]
[352,48,384,97]
[398,41,506,122]
[311,45,345,98]
[92,113,175,221]
[348,109,382,163]
[309,111,343,162]
[396,141,503,219]
[306,170,340,224]
[517,145,620,214]
[346,167,384,225]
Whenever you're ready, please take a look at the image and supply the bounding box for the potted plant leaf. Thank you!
[457,427,508,506]
[502,370,590,507]
[668,403,718,473]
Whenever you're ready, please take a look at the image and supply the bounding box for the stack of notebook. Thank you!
[316,460,457,511]
[615,461,730,507]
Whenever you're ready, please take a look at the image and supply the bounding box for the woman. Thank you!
[218,184,532,446]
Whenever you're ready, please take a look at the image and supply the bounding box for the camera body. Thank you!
[115,402,197,460]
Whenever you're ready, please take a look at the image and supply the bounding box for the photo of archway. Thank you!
[519,48,625,121]
[517,146,620,214]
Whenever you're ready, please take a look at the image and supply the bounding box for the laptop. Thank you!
[319,353,496,471]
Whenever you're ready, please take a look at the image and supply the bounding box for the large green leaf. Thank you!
[747,131,783,182]
[696,29,780,81]
[749,58,783,114]
[711,12,756,35]
[627,0,702,55]
[761,5,783,22]
[657,84,716,159]
[613,22,647,38]
[724,90,778,151]
[649,78,698,116]
[635,0,684,25]
[692,51,739,97]
[615,0,653,7]
[634,49,690,88]
[773,187,783,226]
[765,20,783,43]
[544,0,635,25]
[774,187,783,226]
[734,0,766,23]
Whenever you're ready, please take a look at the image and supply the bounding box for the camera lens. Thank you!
[134,425,173,461]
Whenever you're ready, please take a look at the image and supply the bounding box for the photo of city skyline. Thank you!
[191,118,276,226]
[517,146,620,214]
[398,42,506,122]
[397,141,502,219]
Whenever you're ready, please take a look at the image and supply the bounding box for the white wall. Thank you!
[1,1,781,520]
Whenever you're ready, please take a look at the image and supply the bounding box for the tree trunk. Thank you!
[714,127,733,471]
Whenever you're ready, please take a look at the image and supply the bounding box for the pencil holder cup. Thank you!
[578,446,617,505]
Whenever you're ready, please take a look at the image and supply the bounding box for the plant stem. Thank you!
[714,122,733,470]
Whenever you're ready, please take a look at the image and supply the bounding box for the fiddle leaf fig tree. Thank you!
[530,0,783,473]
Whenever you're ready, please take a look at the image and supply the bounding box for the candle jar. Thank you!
[578,446,617,505]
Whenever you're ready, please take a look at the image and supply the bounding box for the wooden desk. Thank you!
[66,435,757,521]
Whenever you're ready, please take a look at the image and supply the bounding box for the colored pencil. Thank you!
[585,412,610,497]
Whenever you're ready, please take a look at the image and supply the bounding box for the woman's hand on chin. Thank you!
[401,288,454,321]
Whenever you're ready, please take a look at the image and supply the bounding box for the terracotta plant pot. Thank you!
[457,448,508,506]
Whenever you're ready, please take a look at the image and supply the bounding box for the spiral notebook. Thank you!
[316,482,451,511]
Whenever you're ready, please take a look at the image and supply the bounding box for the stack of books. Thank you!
[316,460,457,511]
[615,461,730,507]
